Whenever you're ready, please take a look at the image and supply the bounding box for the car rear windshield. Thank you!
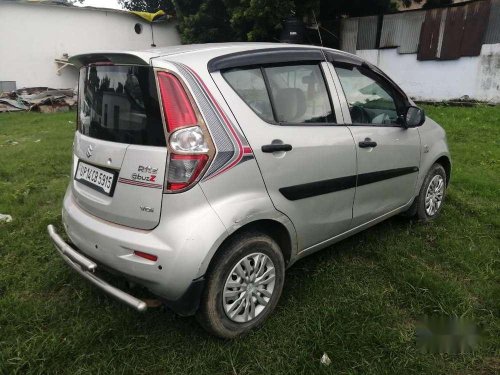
[78,65,166,146]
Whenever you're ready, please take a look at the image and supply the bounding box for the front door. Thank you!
[331,63,421,226]
[212,59,357,250]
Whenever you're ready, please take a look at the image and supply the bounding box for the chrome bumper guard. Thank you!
[47,225,147,312]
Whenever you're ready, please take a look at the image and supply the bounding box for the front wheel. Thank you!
[196,232,285,339]
[413,163,447,221]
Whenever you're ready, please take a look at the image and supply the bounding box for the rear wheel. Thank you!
[196,232,285,339]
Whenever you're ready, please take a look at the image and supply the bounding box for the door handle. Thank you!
[359,138,377,148]
[261,144,293,153]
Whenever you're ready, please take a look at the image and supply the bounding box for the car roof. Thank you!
[145,42,320,57]
[69,42,362,68]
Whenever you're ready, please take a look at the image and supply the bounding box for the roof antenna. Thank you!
[312,9,323,47]
[150,24,156,47]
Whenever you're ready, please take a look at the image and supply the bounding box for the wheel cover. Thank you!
[223,252,276,323]
[425,175,445,216]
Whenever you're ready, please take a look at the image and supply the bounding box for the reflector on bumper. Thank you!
[47,225,147,312]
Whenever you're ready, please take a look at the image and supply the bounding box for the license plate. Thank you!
[75,161,117,196]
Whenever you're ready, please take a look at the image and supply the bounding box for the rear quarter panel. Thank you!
[151,54,298,273]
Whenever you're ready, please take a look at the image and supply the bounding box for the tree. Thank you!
[172,0,297,43]
[117,0,433,44]
[118,0,175,14]
[422,0,453,9]
[173,0,233,43]
[224,0,297,41]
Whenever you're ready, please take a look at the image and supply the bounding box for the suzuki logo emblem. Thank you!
[86,144,94,158]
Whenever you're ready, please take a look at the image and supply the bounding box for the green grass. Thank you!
[0,106,498,374]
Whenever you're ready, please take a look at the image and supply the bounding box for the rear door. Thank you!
[210,50,357,250]
[72,64,167,230]
[329,61,421,226]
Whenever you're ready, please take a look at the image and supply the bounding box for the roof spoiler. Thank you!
[69,52,151,68]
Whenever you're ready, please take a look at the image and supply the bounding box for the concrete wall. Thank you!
[0,2,181,89]
[356,43,500,103]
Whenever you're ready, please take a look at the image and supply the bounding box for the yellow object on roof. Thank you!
[130,10,165,22]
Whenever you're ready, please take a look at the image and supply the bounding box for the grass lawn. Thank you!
[0,106,498,374]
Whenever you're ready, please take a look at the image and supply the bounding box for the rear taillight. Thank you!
[157,71,212,193]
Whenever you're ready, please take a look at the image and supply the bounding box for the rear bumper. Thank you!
[47,224,148,312]
[52,184,227,314]
[48,224,207,315]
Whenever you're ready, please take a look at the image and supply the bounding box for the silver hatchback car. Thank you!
[48,43,451,338]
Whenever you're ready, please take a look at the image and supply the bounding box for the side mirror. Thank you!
[405,106,425,128]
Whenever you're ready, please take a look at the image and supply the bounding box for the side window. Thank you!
[335,65,402,126]
[222,68,274,123]
[264,64,335,124]
[222,64,336,125]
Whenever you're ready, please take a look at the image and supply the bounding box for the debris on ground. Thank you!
[0,98,28,112]
[0,87,76,113]
[320,353,331,366]
[0,214,13,223]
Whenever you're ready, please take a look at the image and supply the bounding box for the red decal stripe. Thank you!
[118,177,162,189]
[186,66,246,179]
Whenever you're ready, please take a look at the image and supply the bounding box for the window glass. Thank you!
[78,65,165,146]
[222,68,274,123]
[335,66,399,125]
[264,64,335,124]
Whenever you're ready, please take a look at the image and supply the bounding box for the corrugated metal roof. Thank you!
[418,8,443,60]
[484,0,500,43]
[356,15,378,50]
[380,13,403,48]
[398,11,426,53]
[436,8,447,59]
[340,18,358,54]
[379,11,425,53]
[340,0,496,57]
[440,5,465,59]
[461,0,491,56]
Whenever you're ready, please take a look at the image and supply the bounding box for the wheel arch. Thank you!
[435,155,452,186]
[416,149,451,195]
[204,219,295,277]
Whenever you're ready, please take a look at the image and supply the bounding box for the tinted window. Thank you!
[264,64,335,124]
[78,65,165,146]
[335,66,400,125]
[222,68,274,123]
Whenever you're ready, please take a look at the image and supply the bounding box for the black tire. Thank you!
[196,232,285,339]
[411,163,447,222]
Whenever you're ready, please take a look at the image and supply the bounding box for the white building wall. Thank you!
[0,2,181,89]
[356,44,500,103]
